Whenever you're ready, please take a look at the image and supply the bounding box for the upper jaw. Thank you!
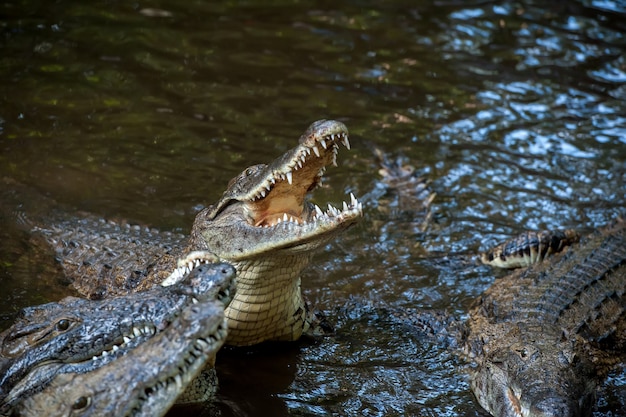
[206,119,361,230]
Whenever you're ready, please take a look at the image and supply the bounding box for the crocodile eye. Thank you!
[56,319,71,331]
[72,395,91,410]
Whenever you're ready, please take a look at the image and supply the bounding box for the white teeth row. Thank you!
[320,132,350,151]
[91,325,156,361]
[161,257,213,287]
[137,328,228,404]
[269,213,301,226]
[251,132,350,201]
[315,192,363,219]
[262,193,362,228]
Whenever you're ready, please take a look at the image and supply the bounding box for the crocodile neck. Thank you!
[226,253,313,345]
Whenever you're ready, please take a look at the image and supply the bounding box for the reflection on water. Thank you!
[1,0,625,416]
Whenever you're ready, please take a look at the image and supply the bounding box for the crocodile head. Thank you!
[189,119,362,345]
[0,259,235,413]
[15,297,227,417]
[470,328,597,417]
[194,119,361,259]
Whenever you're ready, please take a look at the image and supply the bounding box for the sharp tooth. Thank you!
[296,159,303,169]
[342,201,348,211]
[350,192,357,206]
[327,204,334,214]
[342,135,351,149]
[320,139,327,149]
[304,148,310,156]
[133,327,142,337]
[92,356,98,361]
[112,345,119,352]
[260,190,266,198]
[312,145,320,157]
[315,205,323,217]
[283,213,289,222]
[102,350,109,357]
[286,171,293,184]
[271,177,276,185]
[123,336,132,344]
[332,152,338,167]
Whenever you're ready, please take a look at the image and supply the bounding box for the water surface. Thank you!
[1,1,625,416]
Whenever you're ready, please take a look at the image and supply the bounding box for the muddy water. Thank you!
[1,1,625,416]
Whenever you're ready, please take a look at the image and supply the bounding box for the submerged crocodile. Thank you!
[15,296,227,417]
[400,220,626,417]
[0,259,235,415]
[6,120,362,346]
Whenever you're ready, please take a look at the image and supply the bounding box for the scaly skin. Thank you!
[400,220,626,417]
[0,260,235,414]
[480,229,580,269]
[10,120,361,346]
[469,220,626,417]
[14,298,228,417]
[190,120,362,345]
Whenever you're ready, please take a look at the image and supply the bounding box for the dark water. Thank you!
[1,0,625,416]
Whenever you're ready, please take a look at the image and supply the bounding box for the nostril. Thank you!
[533,395,576,417]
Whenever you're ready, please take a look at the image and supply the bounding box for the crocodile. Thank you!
[14,296,228,417]
[6,119,362,346]
[0,258,235,414]
[479,229,580,269]
[399,219,626,417]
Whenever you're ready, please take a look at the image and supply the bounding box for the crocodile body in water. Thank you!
[3,120,362,346]
[14,296,227,417]
[401,219,626,417]
[0,260,235,415]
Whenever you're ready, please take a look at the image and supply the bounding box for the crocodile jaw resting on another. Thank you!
[184,119,362,346]
[0,260,235,414]
[15,298,228,417]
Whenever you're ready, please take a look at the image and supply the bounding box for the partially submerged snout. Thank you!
[530,392,593,417]
[471,337,596,417]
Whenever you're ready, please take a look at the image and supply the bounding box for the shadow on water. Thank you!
[1,0,625,416]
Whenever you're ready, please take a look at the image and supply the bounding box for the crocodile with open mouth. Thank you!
[0,259,235,415]
[7,119,361,346]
